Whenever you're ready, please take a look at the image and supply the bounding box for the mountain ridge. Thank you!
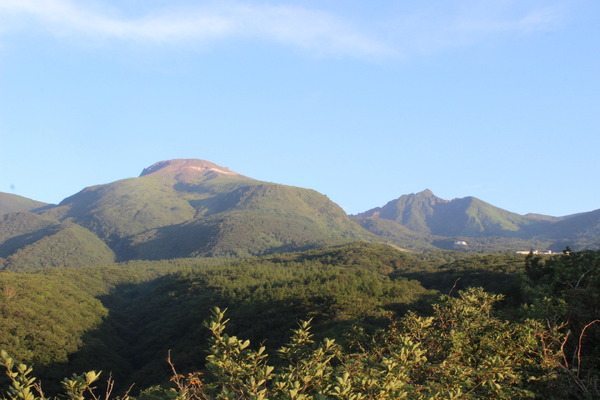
[354,189,560,236]
[0,192,49,215]
[1,161,599,270]
[352,189,599,251]
[1,159,375,269]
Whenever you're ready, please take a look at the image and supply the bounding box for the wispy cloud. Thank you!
[0,0,568,59]
[0,0,395,58]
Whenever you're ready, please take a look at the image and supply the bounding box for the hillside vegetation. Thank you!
[1,160,377,268]
[1,160,600,399]
[0,193,47,216]
[1,243,599,398]
[2,160,600,265]
[354,189,600,251]
[0,243,433,390]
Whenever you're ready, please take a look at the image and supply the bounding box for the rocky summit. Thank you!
[139,159,248,181]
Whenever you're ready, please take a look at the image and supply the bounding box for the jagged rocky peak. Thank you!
[139,159,248,180]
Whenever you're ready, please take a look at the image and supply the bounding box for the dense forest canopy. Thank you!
[1,242,599,399]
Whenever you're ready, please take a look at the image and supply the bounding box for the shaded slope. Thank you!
[0,211,59,244]
[540,208,600,249]
[352,216,437,252]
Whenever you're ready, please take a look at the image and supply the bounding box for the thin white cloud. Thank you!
[0,0,568,59]
[0,0,395,58]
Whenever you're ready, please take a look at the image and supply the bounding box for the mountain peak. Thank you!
[416,189,435,197]
[140,159,246,180]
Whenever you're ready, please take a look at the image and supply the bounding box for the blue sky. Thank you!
[0,0,598,216]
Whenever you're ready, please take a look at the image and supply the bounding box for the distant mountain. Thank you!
[540,208,600,249]
[354,190,558,237]
[353,190,600,251]
[2,164,600,271]
[0,160,373,270]
[0,192,48,215]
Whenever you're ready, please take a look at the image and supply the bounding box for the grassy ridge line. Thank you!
[0,193,48,215]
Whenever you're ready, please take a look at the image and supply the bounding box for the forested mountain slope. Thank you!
[355,189,559,237]
[354,189,600,251]
[2,162,600,269]
[1,243,599,398]
[0,242,433,391]
[0,160,375,270]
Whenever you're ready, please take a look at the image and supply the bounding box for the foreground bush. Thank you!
[2,288,564,400]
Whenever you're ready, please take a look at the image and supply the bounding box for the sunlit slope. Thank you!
[2,160,374,264]
[356,189,560,238]
[0,192,48,215]
[46,176,199,240]
[116,165,374,259]
[353,189,600,251]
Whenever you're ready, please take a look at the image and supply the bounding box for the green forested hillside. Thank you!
[351,216,438,252]
[0,211,117,271]
[1,244,599,399]
[1,160,599,399]
[124,182,373,259]
[48,176,198,240]
[354,189,600,251]
[542,209,600,249]
[0,223,116,271]
[2,161,600,267]
[353,214,559,253]
[0,212,57,244]
[0,160,375,268]
[0,243,433,391]
[355,189,559,238]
